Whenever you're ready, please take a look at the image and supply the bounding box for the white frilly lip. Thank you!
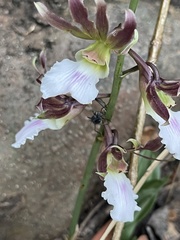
[158,109,180,160]
[101,171,141,222]
[12,115,65,148]
[40,59,106,104]
[143,98,180,160]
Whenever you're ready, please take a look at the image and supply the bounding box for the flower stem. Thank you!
[68,135,102,239]
[112,0,140,238]
[69,57,125,239]
[69,20,127,240]
[69,0,140,238]
[106,55,125,121]
[69,26,128,240]
[129,0,139,12]
[134,149,169,193]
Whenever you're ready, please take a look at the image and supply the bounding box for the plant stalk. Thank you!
[69,13,126,240]
[69,136,102,239]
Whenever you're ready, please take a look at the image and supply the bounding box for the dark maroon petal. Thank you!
[111,147,123,161]
[129,49,152,84]
[146,63,180,96]
[111,129,119,145]
[36,96,73,119]
[69,0,98,39]
[97,147,108,173]
[107,9,136,49]
[104,124,114,147]
[146,62,160,83]
[156,78,180,96]
[146,83,170,122]
[39,49,47,72]
[34,2,91,39]
[95,0,108,40]
[141,137,163,152]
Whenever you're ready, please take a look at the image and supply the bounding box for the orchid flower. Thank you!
[129,49,180,160]
[97,125,141,222]
[34,1,138,104]
[12,95,85,148]
[102,171,141,222]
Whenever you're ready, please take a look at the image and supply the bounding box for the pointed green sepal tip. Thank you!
[120,29,139,55]
[157,90,176,108]
[127,138,141,150]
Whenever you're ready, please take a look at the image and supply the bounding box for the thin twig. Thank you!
[128,100,146,187]
[100,220,116,240]
[112,222,125,240]
[134,149,169,193]
[79,201,104,233]
[148,0,171,63]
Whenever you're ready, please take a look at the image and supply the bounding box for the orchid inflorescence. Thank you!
[12,0,180,223]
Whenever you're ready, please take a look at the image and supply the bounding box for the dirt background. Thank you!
[0,0,180,239]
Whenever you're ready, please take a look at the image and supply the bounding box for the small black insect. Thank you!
[88,111,104,125]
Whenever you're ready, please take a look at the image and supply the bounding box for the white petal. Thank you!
[11,116,61,148]
[41,59,77,98]
[41,59,101,104]
[69,66,99,104]
[101,172,141,222]
[158,109,180,160]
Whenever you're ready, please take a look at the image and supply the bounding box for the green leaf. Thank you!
[134,178,168,222]
[137,150,160,182]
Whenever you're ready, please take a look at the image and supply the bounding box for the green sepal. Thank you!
[157,89,176,108]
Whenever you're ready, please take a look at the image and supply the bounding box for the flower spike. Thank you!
[129,49,180,160]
